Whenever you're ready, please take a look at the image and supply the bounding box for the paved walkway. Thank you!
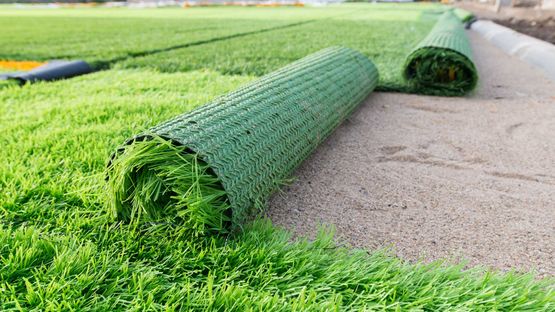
[267,31,555,276]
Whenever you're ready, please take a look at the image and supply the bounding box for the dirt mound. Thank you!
[495,17,555,44]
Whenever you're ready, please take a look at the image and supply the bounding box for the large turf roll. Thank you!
[403,10,478,96]
[107,46,378,234]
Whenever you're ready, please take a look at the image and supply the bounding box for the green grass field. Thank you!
[115,5,436,88]
[0,4,440,88]
[0,7,329,66]
[0,3,554,310]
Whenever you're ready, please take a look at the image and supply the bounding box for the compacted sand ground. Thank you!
[267,31,555,275]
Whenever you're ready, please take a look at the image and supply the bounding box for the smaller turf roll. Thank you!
[453,8,476,24]
[107,46,379,235]
[404,10,478,96]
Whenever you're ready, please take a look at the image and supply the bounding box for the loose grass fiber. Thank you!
[108,47,378,234]
[404,10,478,96]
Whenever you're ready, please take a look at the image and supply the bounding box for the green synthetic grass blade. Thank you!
[403,10,478,96]
[107,137,230,235]
[0,79,20,89]
[107,47,378,233]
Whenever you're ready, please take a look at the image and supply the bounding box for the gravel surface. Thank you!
[266,31,555,276]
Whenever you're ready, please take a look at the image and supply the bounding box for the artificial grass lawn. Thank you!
[0,3,551,309]
[0,80,19,89]
[0,69,554,310]
[0,67,20,89]
[0,4,444,90]
[116,4,440,90]
[0,4,476,94]
[0,6,341,68]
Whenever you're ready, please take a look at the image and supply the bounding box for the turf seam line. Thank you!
[93,19,319,70]
[97,9,362,69]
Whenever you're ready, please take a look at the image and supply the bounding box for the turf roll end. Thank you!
[404,47,478,95]
[107,137,231,235]
[404,10,478,96]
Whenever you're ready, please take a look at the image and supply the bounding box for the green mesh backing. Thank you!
[403,10,478,96]
[114,46,378,228]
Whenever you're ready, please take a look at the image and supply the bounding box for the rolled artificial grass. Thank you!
[404,10,478,96]
[107,46,378,234]
[453,8,476,24]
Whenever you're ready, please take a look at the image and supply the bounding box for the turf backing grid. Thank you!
[0,67,554,311]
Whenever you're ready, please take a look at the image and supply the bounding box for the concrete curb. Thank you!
[471,20,555,81]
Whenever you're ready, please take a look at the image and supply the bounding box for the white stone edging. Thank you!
[471,20,555,82]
